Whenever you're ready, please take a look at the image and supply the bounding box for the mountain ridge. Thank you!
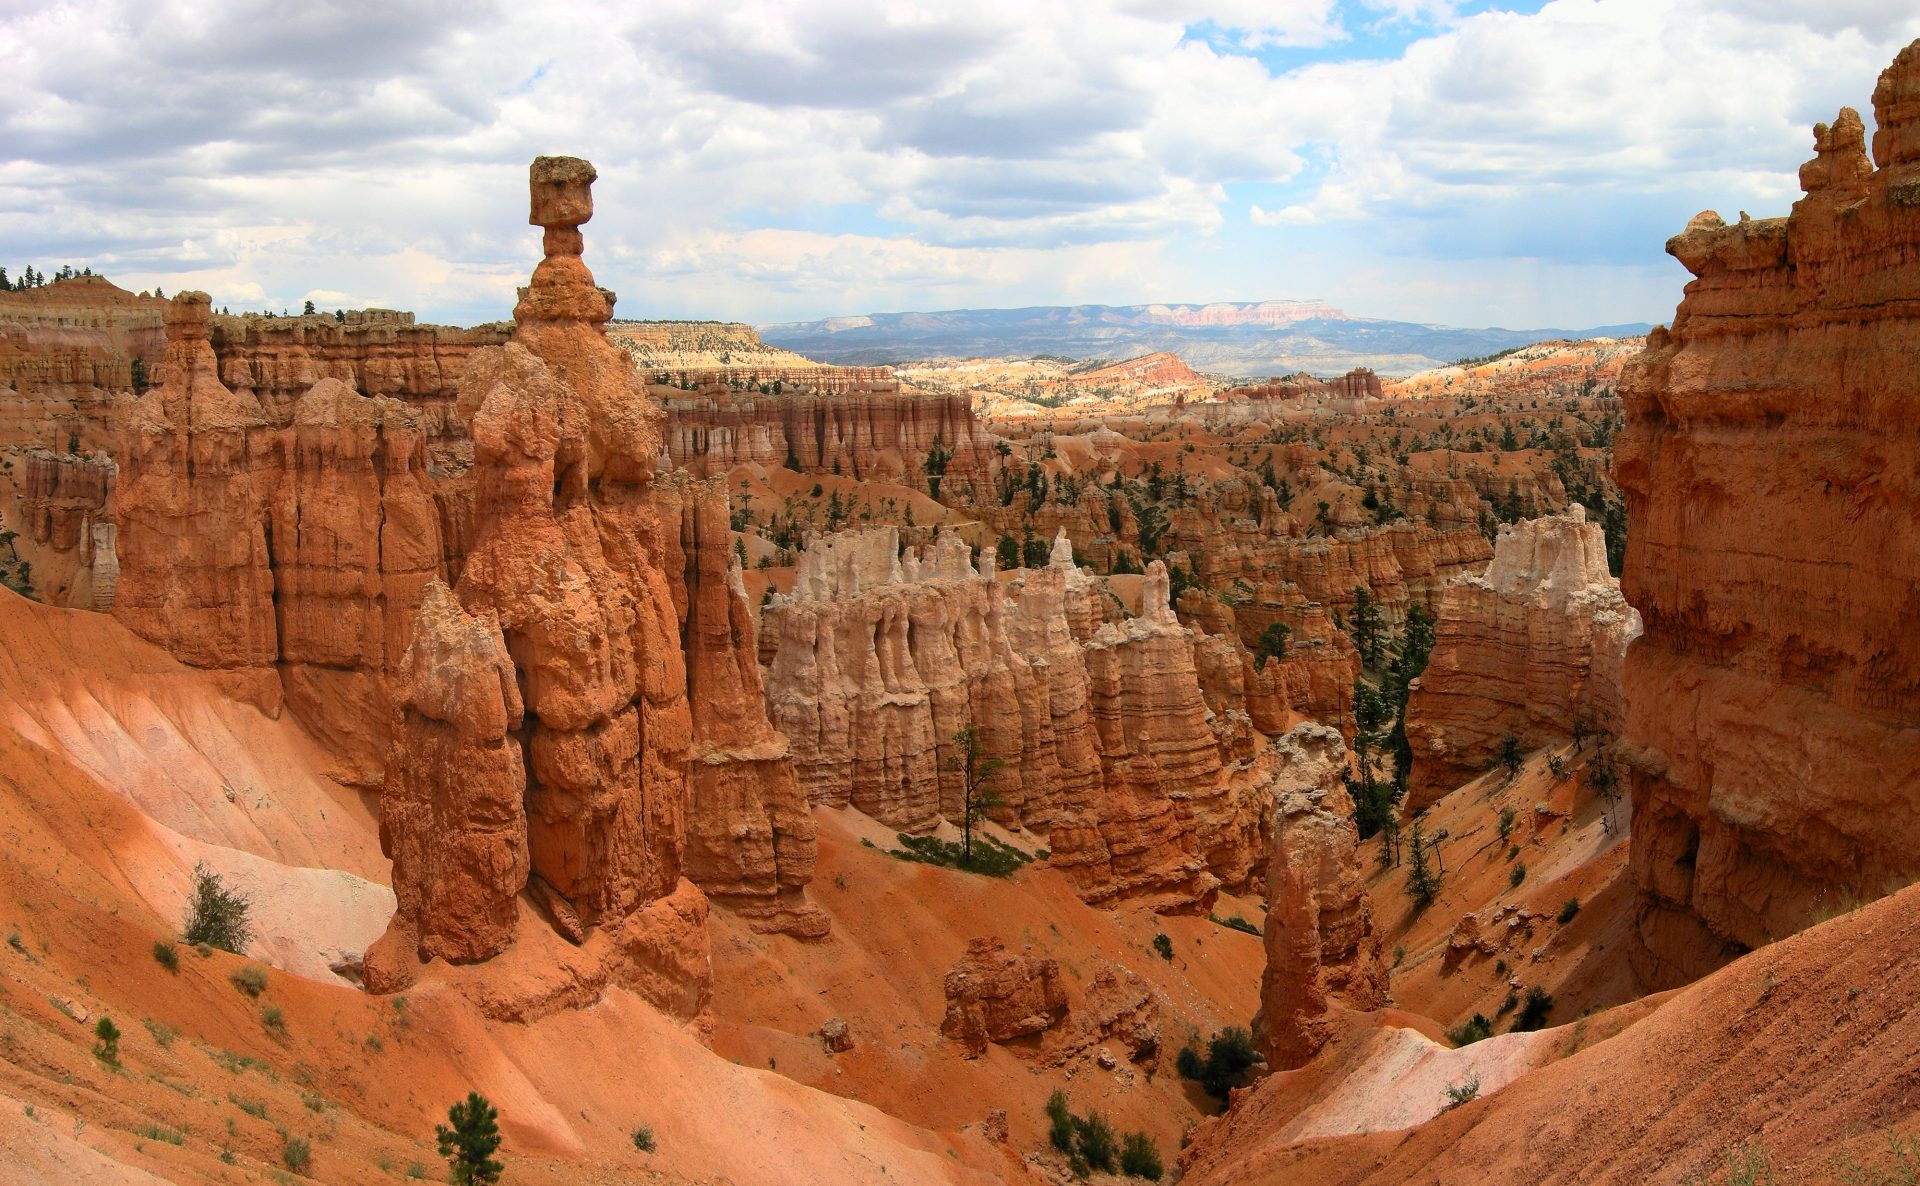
[758,300,1653,377]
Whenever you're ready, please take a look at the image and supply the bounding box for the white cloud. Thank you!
[4,0,1920,328]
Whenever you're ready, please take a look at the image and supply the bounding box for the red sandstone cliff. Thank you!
[213,311,509,446]
[1404,506,1639,812]
[113,292,281,706]
[1074,352,1201,386]
[763,528,1345,909]
[1616,45,1920,987]
[662,385,992,492]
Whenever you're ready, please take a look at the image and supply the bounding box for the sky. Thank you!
[4,0,1919,330]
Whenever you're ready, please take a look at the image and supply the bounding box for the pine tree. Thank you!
[436,1092,504,1185]
[947,725,1004,864]
[1404,820,1440,909]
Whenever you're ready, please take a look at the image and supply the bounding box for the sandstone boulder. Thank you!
[939,937,1070,1057]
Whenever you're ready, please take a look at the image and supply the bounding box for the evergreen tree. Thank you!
[436,1092,505,1185]
[1348,586,1385,666]
[302,299,316,315]
[1499,734,1525,780]
[182,862,253,953]
[947,724,1004,864]
[1404,820,1440,909]
[1253,622,1291,670]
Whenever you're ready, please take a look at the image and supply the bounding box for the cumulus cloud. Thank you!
[4,0,1919,327]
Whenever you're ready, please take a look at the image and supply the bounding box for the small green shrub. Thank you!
[1151,933,1173,962]
[1511,987,1554,1032]
[1209,913,1261,937]
[1175,1026,1264,1104]
[1075,1110,1116,1173]
[1719,1143,1776,1186]
[231,1093,268,1119]
[1497,806,1516,841]
[183,863,252,954]
[135,1121,186,1145]
[142,1018,179,1048]
[261,1004,287,1036]
[1120,1131,1164,1180]
[632,1126,655,1153]
[232,965,269,998]
[152,941,179,972]
[883,832,1033,878]
[1509,863,1528,888]
[281,1130,311,1174]
[1557,897,1581,924]
[436,1091,504,1185]
[405,1162,429,1180]
[1446,1014,1493,1047]
[93,1017,121,1067]
[1498,734,1524,778]
[1443,1073,1481,1110]
[1046,1089,1075,1152]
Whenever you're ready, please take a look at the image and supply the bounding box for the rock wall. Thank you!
[1251,722,1387,1069]
[763,526,1344,909]
[1616,44,1920,987]
[107,160,825,975]
[113,296,450,757]
[663,387,992,489]
[113,292,282,708]
[657,472,826,937]
[8,449,117,608]
[1404,506,1640,812]
[212,314,510,446]
[269,379,447,787]
[0,276,163,453]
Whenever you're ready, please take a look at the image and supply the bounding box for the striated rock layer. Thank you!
[113,292,281,705]
[1403,506,1640,812]
[763,526,1353,910]
[662,385,992,492]
[1616,43,1920,987]
[114,294,449,760]
[212,311,510,445]
[657,471,826,938]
